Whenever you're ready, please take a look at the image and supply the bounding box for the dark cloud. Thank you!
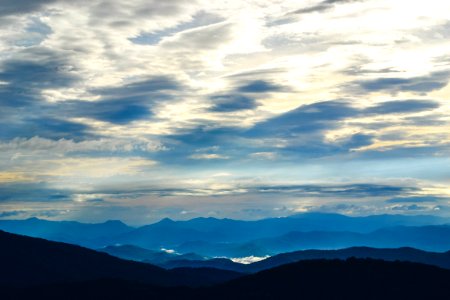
[27,117,91,140]
[386,196,445,203]
[63,76,180,125]
[339,133,374,149]
[248,100,358,137]
[0,51,89,139]
[354,72,449,94]
[0,49,79,107]
[0,211,23,218]
[366,100,440,115]
[237,80,283,93]
[159,126,242,164]
[0,0,57,17]
[292,0,362,14]
[61,100,151,125]
[0,57,76,88]
[0,117,92,141]
[209,94,257,112]
[235,100,362,157]
[92,77,180,98]
[0,74,180,140]
[158,97,445,162]
[255,183,417,198]
[0,182,71,202]
[0,209,68,219]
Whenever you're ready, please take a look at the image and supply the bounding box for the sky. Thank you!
[0,0,449,224]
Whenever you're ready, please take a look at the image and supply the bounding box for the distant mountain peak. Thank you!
[158,217,175,224]
[102,220,128,226]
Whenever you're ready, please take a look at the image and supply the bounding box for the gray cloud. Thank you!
[237,80,284,93]
[391,204,429,211]
[130,11,224,45]
[0,182,71,202]
[0,49,79,107]
[366,100,440,115]
[161,21,232,50]
[0,0,57,17]
[386,196,446,203]
[353,71,449,94]
[209,94,258,112]
[63,76,181,124]
[292,0,362,15]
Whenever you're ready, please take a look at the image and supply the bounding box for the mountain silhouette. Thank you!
[4,258,450,299]
[0,218,134,248]
[205,258,450,299]
[0,230,242,287]
[161,246,450,273]
[2,213,448,252]
[175,225,450,256]
[99,244,205,264]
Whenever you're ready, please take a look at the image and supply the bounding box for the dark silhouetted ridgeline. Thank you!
[4,258,450,299]
[3,230,450,299]
[0,230,241,287]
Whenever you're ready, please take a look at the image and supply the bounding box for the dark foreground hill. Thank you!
[246,246,450,273]
[207,258,450,300]
[4,258,450,300]
[0,230,241,287]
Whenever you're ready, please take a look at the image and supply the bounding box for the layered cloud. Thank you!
[1,0,450,222]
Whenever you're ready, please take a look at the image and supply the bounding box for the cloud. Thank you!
[386,196,445,203]
[237,80,284,93]
[1,0,450,222]
[249,152,278,160]
[66,76,181,124]
[366,100,440,115]
[0,0,57,17]
[88,0,196,26]
[247,100,359,141]
[75,101,151,125]
[0,118,92,141]
[15,17,53,47]
[354,72,449,94]
[92,76,180,98]
[292,0,362,15]
[161,21,232,50]
[254,184,416,198]
[391,204,429,211]
[0,50,79,107]
[338,133,374,150]
[189,153,229,160]
[130,11,224,45]
[0,210,23,218]
[0,136,166,154]
[0,182,71,202]
[209,94,257,112]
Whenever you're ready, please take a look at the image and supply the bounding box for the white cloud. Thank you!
[0,136,166,154]
[189,153,229,160]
